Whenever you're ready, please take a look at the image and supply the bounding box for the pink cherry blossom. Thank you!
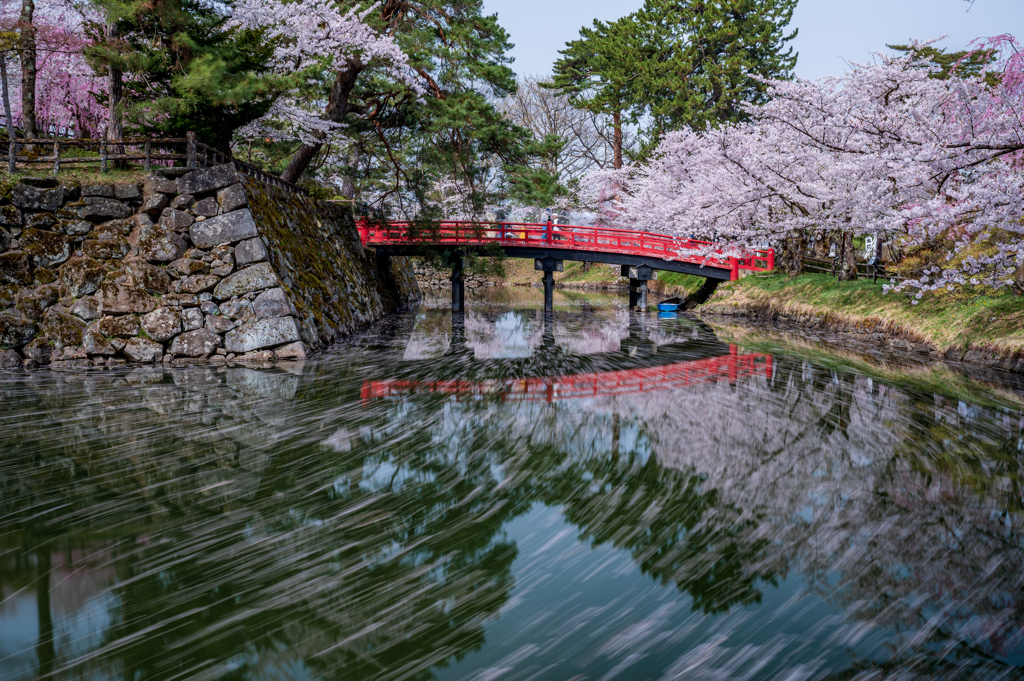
[602,36,1024,294]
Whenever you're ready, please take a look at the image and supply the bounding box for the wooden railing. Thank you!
[3,131,307,196]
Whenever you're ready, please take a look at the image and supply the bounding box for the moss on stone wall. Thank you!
[241,180,419,349]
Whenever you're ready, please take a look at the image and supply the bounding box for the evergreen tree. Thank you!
[636,0,798,138]
[278,0,554,215]
[544,16,650,169]
[86,0,290,152]
[888,43,998,82]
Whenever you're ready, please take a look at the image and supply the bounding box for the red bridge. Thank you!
[362,346,773,404]
[358,220,774,312]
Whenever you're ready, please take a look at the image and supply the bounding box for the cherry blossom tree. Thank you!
[230,0,420,148]
[603,36,1024,294]
[0,0,106,137]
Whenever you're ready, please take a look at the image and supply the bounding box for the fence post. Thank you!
[53,140,60,175]
[144,140,151,173]
[186,131,197,169]
[100,139,108,174]
[729,257,739,282]
[8,138,15,174]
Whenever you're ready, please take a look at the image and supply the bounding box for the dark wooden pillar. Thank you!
[450,256,465,313]
[622,265,656,310]
[535,257,563,312]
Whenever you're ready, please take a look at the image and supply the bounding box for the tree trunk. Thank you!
[281,64,362,184]
[340,145,358,200]
[0,55,14,141]
[812,230,830,259]
[776,231,805,276]
[612,108,622,170]
[837,231,858,281]
[107,23,123,139]
[19,0,37,139]
[107,21,124,166]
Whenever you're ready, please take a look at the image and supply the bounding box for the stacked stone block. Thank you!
[0,164,418,369]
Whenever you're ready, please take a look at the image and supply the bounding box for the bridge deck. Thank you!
[359,221,773,281]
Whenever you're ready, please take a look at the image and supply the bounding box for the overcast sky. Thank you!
[481,0,1024,80]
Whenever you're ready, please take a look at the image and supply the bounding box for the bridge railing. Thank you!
[361,348,773,403]
[358,220,773,280]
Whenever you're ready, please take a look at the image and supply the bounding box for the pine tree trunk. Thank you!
[107,24,123,137]
[107,21,124,166]
[340,145,358,199]
[19,0,36,139]
[281,64,362,183]
[612,108,622,170]
[0,55,14,141]
[837,231,858,281]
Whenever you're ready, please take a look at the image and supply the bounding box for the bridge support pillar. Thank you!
[451,257,465,313]
[622,265,656,310]
[535,257,563,312]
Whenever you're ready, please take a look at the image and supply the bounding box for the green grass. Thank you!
[704,272,1024,353]
[2,166,150,188]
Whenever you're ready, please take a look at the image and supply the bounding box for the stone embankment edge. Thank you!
[697,298,1024,375]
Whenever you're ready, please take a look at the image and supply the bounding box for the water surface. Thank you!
[1,289,1022,681]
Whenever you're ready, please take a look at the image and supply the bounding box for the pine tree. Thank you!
[86,0,290,152]
[637,0,798,138]
[545,16,649,169]
[888,43,998,83]
[278,0,547,208]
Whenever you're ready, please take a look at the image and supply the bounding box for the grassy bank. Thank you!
[700,272,1024,358]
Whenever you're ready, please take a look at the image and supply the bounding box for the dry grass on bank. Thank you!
[1,167,149,191]
[702,272,1024,354]
[490,258,706,297]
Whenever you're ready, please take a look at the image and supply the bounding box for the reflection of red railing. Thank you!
[361,347,773,403]
[358,220,774,281]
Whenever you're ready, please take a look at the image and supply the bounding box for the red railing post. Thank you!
[546,217,553,244]
[730,257,739,281]
[767,248,775,271]
[357,218,369,245]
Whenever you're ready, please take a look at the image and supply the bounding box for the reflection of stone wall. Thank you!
[0,168,419,369]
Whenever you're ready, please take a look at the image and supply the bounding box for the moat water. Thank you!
[1,288,1022,681]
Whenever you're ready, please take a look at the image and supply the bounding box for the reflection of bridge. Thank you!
[362,346,773,403]
[360,220,774,312]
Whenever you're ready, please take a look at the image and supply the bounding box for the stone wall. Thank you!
[244,181,419,347]
[412,259,498,290]
[0,165,419,369]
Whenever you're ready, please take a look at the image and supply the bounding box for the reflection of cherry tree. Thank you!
[1,347,1023,680]
[611,364,1024,678]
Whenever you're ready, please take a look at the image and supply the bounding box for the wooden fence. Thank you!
[3,131,307,196]
[803,256,905,282]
